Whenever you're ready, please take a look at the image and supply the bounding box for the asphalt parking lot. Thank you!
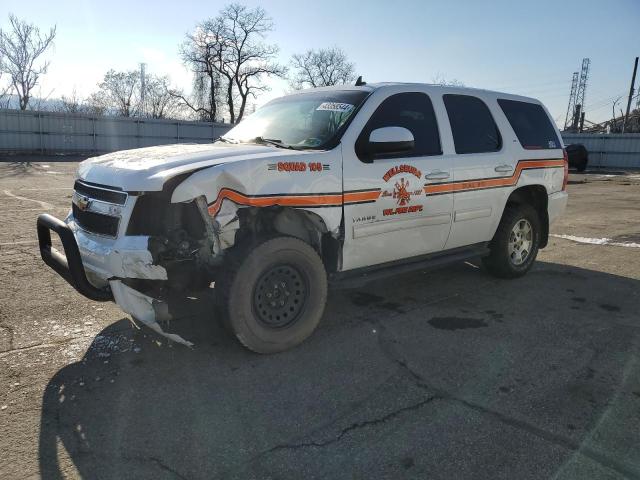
[1,159,639,479]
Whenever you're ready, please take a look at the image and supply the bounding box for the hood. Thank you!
[77,143,306,191]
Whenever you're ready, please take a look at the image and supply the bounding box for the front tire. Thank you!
[482,204,541,279]
[220,236,327,353]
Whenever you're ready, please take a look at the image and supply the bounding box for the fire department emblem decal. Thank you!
[381,164,424,216]
[393,178,412,206]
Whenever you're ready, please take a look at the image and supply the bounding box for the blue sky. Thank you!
[2,0,639,124]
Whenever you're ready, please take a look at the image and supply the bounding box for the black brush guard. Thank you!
[36,214,113,301]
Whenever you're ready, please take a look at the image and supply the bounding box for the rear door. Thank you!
[341,90,454,270]
[440,94,512,249]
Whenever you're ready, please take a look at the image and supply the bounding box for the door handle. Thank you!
[495,164,514,173]
[425,170,450,180]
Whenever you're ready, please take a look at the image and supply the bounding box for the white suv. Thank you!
[37,82,568,352]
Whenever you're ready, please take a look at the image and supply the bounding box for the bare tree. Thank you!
[58,88,83,113]
[143,75,183,119]
[0,71,12,108]
[220,4,286,122]
[179,4,285,123]
[0,14,56,110]
[95,69,140,117]
[84,90,109,116]
[289,47,355,89]
[177,19,227,121]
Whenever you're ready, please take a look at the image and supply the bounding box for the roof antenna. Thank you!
[355,76,366,86]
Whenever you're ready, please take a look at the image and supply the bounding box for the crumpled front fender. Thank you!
[170,149,344,244]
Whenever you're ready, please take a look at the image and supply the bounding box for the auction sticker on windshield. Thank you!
[316,102,354,112]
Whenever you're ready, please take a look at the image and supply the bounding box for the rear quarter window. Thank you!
[497,99,561,150]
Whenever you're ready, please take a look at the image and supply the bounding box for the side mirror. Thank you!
[367,127,415,157]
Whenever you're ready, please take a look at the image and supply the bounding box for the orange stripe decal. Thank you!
[424,159,565,195]
[344,190,382,203]
[207,159,563,216]
[207,188,380,216]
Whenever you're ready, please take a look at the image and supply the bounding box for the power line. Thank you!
[583,91,627,111]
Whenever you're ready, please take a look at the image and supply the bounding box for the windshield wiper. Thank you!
[251,136,296,149]
[217,136,238,144]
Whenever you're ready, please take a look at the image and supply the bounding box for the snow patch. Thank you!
[551,234,640,248]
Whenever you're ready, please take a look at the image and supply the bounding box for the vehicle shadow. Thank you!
[0,158,79,179]
[0,161,42,177]
[0,154,89,164]
[38,261,640,479]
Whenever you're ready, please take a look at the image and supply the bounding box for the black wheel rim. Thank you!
[253,264,308,329]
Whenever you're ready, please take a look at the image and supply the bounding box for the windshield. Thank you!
[220,90,369,149]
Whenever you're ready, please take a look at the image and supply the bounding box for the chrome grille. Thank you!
[73,180,127,205]
[72,203,120,237]
[72,181,125,237]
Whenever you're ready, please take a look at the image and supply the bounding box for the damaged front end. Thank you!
[114,191,223,347]
[129,192,221,291]
[37,179,223,347]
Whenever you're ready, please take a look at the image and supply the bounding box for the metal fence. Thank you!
[561,133,640,169]
[0,109,232,154]
[1,109,639,169]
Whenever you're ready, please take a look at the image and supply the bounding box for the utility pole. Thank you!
[140,62,146,118]
[622,56,638,133]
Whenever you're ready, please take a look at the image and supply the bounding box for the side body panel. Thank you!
[171,148,344,234]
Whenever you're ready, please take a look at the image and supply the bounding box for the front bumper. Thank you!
[37,214,113,301]
[69,218,167,288]
[37,213,195,347]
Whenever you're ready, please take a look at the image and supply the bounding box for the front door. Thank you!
[341,91,454,271]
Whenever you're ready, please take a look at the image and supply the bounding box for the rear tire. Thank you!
[482,204,541,279]
[219,236,327,353]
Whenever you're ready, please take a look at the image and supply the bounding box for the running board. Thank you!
[329,243,490,289]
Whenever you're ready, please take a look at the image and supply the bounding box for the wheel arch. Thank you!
[233,206,343,272]
[504,185,549,248]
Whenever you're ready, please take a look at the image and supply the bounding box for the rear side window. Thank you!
[443,94,502,154]
[356,92,441,161]
[498,99,561,150]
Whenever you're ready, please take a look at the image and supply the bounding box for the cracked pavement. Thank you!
[1,159,640,479]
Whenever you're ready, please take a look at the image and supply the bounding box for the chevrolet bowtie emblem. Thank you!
[75,195,92,211]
